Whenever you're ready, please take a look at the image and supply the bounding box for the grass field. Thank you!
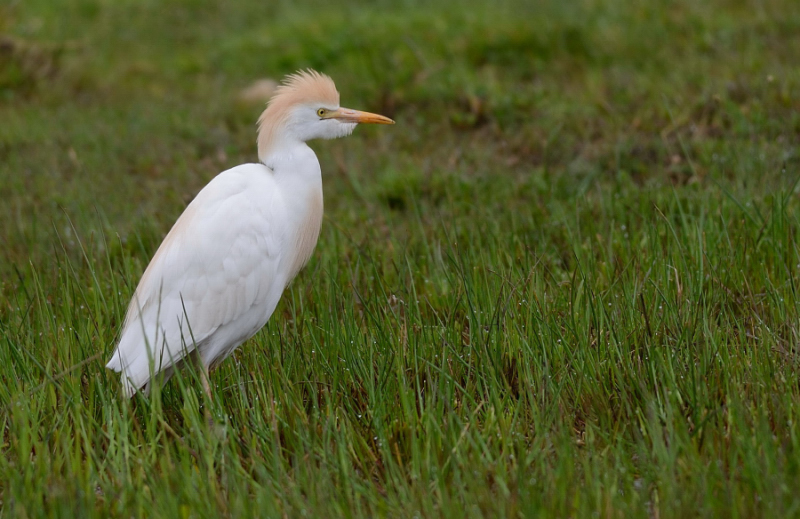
[2,0,800,516]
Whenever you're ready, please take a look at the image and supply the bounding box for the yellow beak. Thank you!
[331,107,395,125]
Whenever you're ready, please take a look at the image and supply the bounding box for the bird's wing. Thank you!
[106,164,285,393]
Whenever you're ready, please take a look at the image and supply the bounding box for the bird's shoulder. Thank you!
[193,162,279,210]
[170,162,283,240]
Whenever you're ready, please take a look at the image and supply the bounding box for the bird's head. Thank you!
[257,70,394,164]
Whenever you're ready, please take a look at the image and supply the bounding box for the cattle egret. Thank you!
[106,70,394,398]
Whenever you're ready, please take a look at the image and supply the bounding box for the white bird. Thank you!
[106,70,394,398]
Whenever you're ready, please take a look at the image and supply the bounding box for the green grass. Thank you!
[2,0,800,516]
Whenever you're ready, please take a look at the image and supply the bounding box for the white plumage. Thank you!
[106,70,394,397]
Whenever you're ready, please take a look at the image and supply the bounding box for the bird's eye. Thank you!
[317,108,326,117]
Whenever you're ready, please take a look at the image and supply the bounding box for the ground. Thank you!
[1,0,799,516]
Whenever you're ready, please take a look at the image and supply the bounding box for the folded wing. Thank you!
[106,164,284,396]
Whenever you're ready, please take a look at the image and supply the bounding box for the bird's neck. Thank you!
[267,141,325,282]
[260,132,301,169]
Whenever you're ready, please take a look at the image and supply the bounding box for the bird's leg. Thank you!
[199,362,215,427]
[200,363,212,402]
